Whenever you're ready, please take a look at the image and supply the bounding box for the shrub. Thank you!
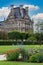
[20,48,29,62]
[6,48,20,61]
[0,40,43,45]
[6,48,29,61]
[29,53,43,63]
[0,40,17,45]
[6,48,43,62]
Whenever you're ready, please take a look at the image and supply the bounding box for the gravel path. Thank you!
[0,54,6,60]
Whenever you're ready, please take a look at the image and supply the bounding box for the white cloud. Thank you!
[0,4,39,21]
[32,13,43,20]
[0,7,10,21]
[32,13,43,33]
[23,4,39,10]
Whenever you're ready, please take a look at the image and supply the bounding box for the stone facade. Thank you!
[0,5,33,32]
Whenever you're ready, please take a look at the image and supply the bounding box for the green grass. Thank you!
[0,45,43,54]
[0,61,43,65]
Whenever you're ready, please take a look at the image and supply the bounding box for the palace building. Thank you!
[0,5,33,32]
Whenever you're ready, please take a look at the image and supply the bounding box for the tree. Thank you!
[28,34,37,44]
[35,21,43,33]
[8,30,29,44]
[35,33,43,43]
[20,32,29,44]
[0,31,8,40]
[8,30,20,40]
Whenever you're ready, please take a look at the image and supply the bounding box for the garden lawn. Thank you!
[0,61,43,65]
[0,45,43,54]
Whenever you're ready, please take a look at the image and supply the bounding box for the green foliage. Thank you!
[8,30,20,40]
[35,33,43,42]
[20,32,29,40]
[8,31,29,40]
[29,53,43,63]
[0,31,8,40]
[6,48,29,61]
[0,40,43,45]
[28,36,37,42]
[0,40,17,45]
[27,30,33,34]
[8,30,29,45]
[7,49,20,61]
[7,48,43,62]
[7,52,19,61]
[0,30,43,45]
[20,48,29,61]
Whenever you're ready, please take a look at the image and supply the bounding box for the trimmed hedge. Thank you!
[23,41,43,45]
[0,40,43,45]
[0,40,17,45]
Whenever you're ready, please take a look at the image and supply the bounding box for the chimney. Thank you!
[20,5,23,17]
[11,5,14,8]
[25,7,28,16]
[20,5,23,9]
[10,5,14,11]
[10,4,14,13]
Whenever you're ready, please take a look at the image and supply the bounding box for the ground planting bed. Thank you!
[0,45,43,65]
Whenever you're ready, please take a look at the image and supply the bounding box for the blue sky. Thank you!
[0,0,43,12]
[0,0,43,21]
